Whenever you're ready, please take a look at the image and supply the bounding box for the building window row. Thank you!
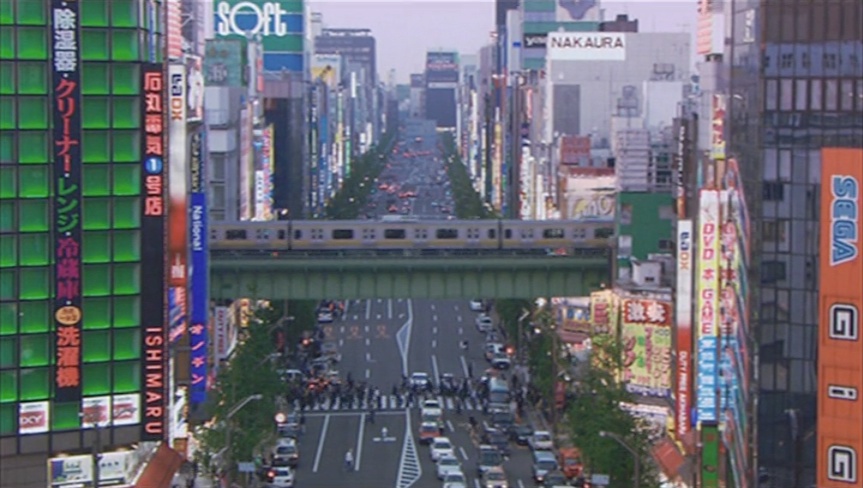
[0,295,141,336]
[765,77,862,112]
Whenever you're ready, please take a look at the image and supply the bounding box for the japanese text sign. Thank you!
[697,189,722,423]
[622,299,671,327]
[140,64,167,441]
[52,0,83,402]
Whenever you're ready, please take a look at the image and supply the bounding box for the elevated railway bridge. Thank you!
[209,219,613,299]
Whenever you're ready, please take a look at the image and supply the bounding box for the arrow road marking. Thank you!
[396,299,413,377]
[396,410,421,488]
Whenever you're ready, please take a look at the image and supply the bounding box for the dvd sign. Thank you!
[19,401,50,435]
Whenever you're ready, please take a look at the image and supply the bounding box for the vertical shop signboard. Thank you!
[51,0,84,402]
[817,148,862,488]
[189,130,209,407]
[696,190,721,424]
[675,219,694,438]
[167,64,188,344]
[701,422,721,488]
[140,64,167,441]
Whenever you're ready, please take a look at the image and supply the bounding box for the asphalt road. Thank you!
[288,124,539,488]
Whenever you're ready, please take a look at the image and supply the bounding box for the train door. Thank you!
[465,227,480,247]
[412,224,429,248]
[361,226,377,247]
[309,227,325,248]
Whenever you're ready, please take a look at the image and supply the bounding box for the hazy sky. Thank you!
[309,0,698,83]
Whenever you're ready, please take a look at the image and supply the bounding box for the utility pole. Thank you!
[81,410,104,488]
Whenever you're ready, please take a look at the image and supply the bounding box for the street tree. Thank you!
[566,333,660,488]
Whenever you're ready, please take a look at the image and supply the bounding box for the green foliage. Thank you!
[197,306,288,478]
[566,334,660,488]
[495,298,532,341]
[324,131,397,219]
[440,133,498,220]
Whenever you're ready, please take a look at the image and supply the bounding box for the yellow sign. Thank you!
[55,306,82,326]
[621,322,672,397]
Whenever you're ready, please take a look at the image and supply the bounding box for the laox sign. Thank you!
[216,1,290,37]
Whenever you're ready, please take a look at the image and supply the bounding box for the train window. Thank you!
[226,229,247,240]
[384,228,406,239]
[413,229,428,239]
[278,230,286,240]
[504,229,512,239]
[332,229,354,240]
[542,228,565,239]
[487,229,496,239]
[435,229,458,239]
[255,229,269,240]
[573,228,587,239]
[294,230,303,240]
[595,227,614,239]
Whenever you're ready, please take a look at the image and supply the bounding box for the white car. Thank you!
[529,430,554,451]
[267,466,294,488]
[469,300,484,312]
[422,399,443,418]
[442,471,468,488]
[410,372,431,389]
[317,311,333,323]
[436,455,462,479]
[476,315,494,332]
[430,437,455,462]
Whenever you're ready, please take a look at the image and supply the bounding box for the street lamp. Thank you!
[80,410,106,488]
[599,430,640,488]
[224,394,264,480]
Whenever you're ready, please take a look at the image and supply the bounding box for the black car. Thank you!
[508,423,534,445]
[489,409,515,430]
[482,428,511,456]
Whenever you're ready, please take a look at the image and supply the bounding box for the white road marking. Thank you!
[446,420,455,432]
[432,339,437,349]
[396,299,413,376]
[431,304,436,311]
[454,304,459,311]
[340,326,345,333]
[432,315,438,322]
[388,299,393,319]
[517,480,525,488]
[365,325,369,333]
[473,479,480,488]
[312,414,330,473]
[366,352,371,362]
[396,410,422,488]
[459,446,469,461]
[377,299,383,303]
[460,356,470,377]
[355,412,366,471]
[431,354,440,382]
[377,314,382,319]
[366,300,371,320]
[457,315,462,322]
[365,338,370,347]
[458,327,463,335]
[339,338,344,347]
[353,315,358,320]
[432,327,437,334]
[365,368,370,379]
[398,313,405,319]
[344,301,350,316]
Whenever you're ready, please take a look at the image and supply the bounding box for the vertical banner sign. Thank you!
[51,0,84,402]
[696,190,721,424]
[167,64,188,344]
[710,94,726,161]
[620,299,673,397]
[675,219,694,438]
[141,65,167,441]
[817,148,862,488]
[189,130,209,407]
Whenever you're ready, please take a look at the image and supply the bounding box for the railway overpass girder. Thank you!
[210,256,611,300]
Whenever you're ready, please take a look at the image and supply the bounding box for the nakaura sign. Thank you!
[215,1,292,37]
[548,32,627,61]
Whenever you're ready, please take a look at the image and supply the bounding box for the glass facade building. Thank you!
[727,0,863,486]
[0,0,162,482]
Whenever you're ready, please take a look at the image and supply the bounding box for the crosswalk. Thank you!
[293,395,486,412]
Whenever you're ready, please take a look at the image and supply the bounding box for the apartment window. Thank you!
[823,53,838,70]
[857,80,863,112]
[763,220,788,243]
[810,79,823,111]
[658,239,673,251]
[801,52,810,69]
[795,79,808,110]
[826,79,838,110]
[841,80,854,111]
[761,260,787,284]
[780,53,794,69]
[765,79,778,111]
[779,150,792,182]
[763,182,785,201]
[780,79,794,111]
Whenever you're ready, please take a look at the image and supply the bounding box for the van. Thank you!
[488,378,510,406]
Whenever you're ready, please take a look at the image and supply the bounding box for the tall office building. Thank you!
[0,1,187,486]
[724,0,863,486]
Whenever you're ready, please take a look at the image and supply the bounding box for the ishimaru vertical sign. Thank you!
[141,64,168,441]
[51,0,84,402]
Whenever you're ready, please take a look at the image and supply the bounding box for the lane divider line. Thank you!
[312,414,330,473]
[355,412,366,471]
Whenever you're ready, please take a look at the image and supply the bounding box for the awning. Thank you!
[652,437,686,481]
[135,443,184,488]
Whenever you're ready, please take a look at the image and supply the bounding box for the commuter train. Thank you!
[209,219,615,253]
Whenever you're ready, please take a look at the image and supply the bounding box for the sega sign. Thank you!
[215,1,290,37]
[830,175,859,266]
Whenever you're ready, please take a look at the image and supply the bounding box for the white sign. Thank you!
[19,401,50,434]
[215,1,291,37]
[111,393,141,426]
[49,455,94,487]
[99,452,134,486]
[215,306,230,360]
[547,32,626,61]
[81,396,111,428]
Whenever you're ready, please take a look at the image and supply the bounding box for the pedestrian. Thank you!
[344,448,354,471]
[468,362,473,378]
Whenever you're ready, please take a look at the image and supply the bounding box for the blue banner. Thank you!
[189,183,209,405]
[696,335,718,423]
